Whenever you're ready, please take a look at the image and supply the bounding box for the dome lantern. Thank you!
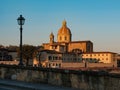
[62,20,67,27]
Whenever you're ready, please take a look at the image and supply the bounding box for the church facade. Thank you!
[43,20,93,53]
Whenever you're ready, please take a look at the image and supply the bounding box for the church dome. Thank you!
[57,20,72,42]
[58,20,71,35]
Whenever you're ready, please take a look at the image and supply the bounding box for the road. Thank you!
[0,79,80,90]
[0,88,9,90]
[0,85,26,90]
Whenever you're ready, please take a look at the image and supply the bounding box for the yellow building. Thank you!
[43,20,93,53]
[82,52,117,63]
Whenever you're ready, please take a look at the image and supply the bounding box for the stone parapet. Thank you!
[0,64,120,90]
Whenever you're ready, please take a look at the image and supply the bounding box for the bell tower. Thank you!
[49,32,54,43]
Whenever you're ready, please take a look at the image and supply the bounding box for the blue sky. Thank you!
[0,0,120,53]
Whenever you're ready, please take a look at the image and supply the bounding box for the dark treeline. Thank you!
[0,44,44,66]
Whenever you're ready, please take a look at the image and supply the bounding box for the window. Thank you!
[59,57,61,60]
[64,36,67,40]
[53,56,55,60]
[82,58,85,60]
[52,46,54,49]
[90,54,92,57]
[55,46,57,49]
[55,56,58,60]
[49,64,51,67]
[56,63,58,66]
[90,58,92,60]
[60,36,62,40]
[53,63,55,66]
[59,64,61,67]
[74,58,76,61]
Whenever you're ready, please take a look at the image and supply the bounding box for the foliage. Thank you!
[17,45,44,66]
[0,45,4,48]
[6,45,19,51]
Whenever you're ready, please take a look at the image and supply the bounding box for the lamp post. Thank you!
[17,15,25,65]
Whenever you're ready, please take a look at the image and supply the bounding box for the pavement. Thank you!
[0,79,80,90]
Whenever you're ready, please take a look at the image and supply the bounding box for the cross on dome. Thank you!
[62,20,67,27]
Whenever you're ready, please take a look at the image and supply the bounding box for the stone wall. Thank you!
[62,62,85,68]
[0,65,120,90]
[61,62,117,68]
[87,62,117,68]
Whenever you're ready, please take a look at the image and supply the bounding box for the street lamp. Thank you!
[17,15,25,65]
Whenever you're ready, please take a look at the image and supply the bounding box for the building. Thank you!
[43,20,93,53]
[33,49,81,68]
[8,50,18,61]
[116,54,120,67]
[0,48,19,65]
[33,20,119,68]
[39,50,62,68]
[0,48,12,61]
[82,52,117,63]
[34,50,117,68]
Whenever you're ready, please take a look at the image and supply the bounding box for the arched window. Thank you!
[60,36,62,40]
[59,57,61,60]
[56,63,58,66]
[48,56,52,60]
[49,64,51,67]
[64,36,67,40]
[53,63,55,66]
[55,56,58,60]
[59,64,61,67]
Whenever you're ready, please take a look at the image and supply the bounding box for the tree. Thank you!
[32,45,44,67]
[6,45,19,51]
[17,44,36,66]
[0,45,4,48]
[32,45,44,58]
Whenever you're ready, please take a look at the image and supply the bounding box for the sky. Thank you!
[0,0,120,53]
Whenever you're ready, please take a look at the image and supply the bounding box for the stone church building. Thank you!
[33,20,118,68]
[43,20,93,53]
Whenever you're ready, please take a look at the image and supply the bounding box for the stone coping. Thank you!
[0,64,120,78]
